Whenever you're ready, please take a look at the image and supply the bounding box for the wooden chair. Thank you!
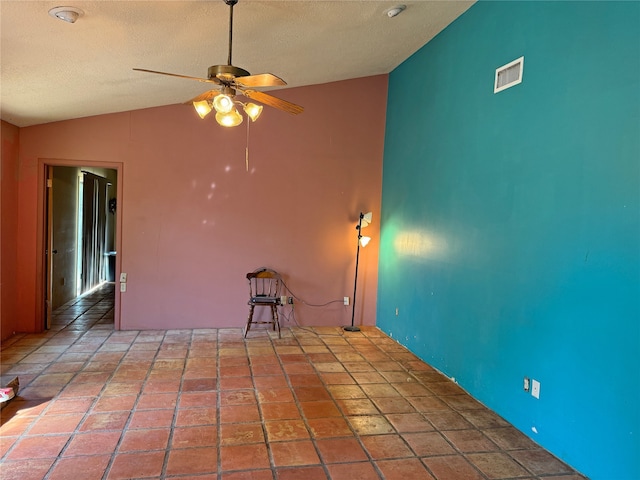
[244,268,282,338]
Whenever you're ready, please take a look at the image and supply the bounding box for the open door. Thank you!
[44,167,54,329]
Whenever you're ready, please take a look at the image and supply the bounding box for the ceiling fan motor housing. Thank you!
[208,64,250,82]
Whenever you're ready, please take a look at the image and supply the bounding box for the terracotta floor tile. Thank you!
[371,396,415,413]
[265,419,310,441]
[220,443,271,471]
[221,470,275,480]
[319,372,355,384]
[48,454,111,480]
[220,422,265,445]
[256,387,295,403]
[351,371,386,384]
[253,375,289,389]
[424,410,474,430]
[175,407,217,426]
[270,439,321,467]
[307,416,353,438]
[402,431,456,456]
[1,417,34,437]
[466,452,530,478]
[63,431,121,456]
[136,392,179,410]
[347,415,394,435]
[143,379,182,393]
[27,413,84,434]
[361,383,401,398]
[510,448,576,475]
[118,427,170,451]
[166,446,218,476]
[0,458,56,480]
[180,391,217,408]
[316,437,368,463]
[220,376,254,390]
[327,384,366,399]
[92,394,137,412]
[220,389,258,406]
[101,382,143,396]
[172,425,218,448]
[276,465,329,480]
[377,458,435,480]
[482,426,538,451]
[361,434,414,459]
[129,408,175,429]
[183,377,218,391]
[442,429,499,453]
[299,400,341,419]
[385,412,434,433]
[108,451,166,479]
[6,434,71,460]
[422,455,485,480]
[325,461,380,480]
[47,397,95,415]
[80,412,130,431]
[293,386,332,402]
[390,382,434,397]
[460,409,510,429]
[260,402,302,421]
[407,395,451,413]
[336,398,379,415]
[220,404,261,423]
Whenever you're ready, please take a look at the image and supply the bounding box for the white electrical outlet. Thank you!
[119,272,127,282]
[523,377,530,392]
[344,296,349,306]
[395,308,399,316]
[120,282,127,293]
[531,379,540,399]
[280,295,287,305]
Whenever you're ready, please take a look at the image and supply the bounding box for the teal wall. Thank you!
[377,2,639,478]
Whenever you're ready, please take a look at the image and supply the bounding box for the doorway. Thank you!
[42,162,120,330]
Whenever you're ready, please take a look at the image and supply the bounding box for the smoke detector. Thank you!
[385,5,406,18]
[48,6,84,23]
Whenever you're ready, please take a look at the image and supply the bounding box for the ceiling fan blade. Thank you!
[235,73,287,88]
[184,90,220,104]
[133,68,220,85]
[242,89,304,115]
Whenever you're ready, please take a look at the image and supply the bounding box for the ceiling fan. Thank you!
[134,0,303,127]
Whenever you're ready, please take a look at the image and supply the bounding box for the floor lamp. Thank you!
[344,212,372,332]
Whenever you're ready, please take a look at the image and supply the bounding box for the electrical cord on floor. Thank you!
[279,277,345,307]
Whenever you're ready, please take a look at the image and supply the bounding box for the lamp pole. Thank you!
[344,213,364,332]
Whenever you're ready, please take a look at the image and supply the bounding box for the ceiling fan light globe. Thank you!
[215,109,243,127]
[244,103,263,122]
[213,94,234,114]
[193,100,212,119]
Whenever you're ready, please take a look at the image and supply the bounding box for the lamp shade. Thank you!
[360,236,371,247]
[361,212,373,228]
[193,100,212,119]
[213,94,234,114]
[215,109,243,127]
[244,103,263,122]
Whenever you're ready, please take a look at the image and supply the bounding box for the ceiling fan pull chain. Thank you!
[245,116,250,172]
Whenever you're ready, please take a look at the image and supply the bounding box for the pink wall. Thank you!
[15,75,387,332]
[1,121,20,340]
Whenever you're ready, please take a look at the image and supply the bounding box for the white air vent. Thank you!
[494,56,524,93]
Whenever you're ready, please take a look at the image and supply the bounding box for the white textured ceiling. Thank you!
[0,0,473,127]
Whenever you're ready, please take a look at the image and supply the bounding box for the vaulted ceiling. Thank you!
[0,0,473,127]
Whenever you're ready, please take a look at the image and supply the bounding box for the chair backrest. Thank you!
[247,268,281,302]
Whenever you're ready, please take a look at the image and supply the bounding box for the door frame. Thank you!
[37,158,123,331]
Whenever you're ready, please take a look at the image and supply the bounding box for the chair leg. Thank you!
[271,305,281,339]
[244,305,255,338]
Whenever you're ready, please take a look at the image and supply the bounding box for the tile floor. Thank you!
[0,283,587,480]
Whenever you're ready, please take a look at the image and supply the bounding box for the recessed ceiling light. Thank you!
[48,6,84,24]
[385,5,406,18]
